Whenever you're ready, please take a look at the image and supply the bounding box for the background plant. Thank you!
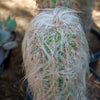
[0,16,17,66]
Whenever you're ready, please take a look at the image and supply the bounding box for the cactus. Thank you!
[36,0,74,8]
[36,0,94,9]
[0,30,10,45]
[22,7,89,100]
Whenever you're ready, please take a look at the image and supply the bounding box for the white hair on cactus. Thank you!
[22,7,89,100]
[35,0,95,34]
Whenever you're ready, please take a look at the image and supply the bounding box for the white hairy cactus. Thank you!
[22,7,90,100]
[35,0,95,33]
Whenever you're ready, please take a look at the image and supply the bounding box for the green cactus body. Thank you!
[27,25,87,99]
[41,28,80,99]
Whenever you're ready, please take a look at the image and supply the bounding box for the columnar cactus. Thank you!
[22,7,89,100]
[35,0,95,34]
[77,0,95,33]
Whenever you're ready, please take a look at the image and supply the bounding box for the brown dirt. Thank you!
[0,0,100,100]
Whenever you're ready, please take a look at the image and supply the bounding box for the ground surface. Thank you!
[0,0,100,100]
